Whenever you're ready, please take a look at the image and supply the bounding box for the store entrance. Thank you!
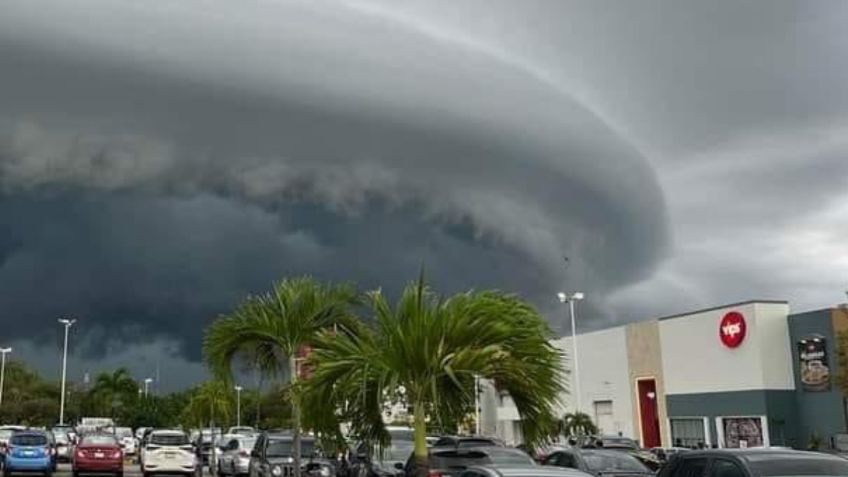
[637,379,661,448]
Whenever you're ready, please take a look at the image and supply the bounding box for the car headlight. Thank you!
[272,465,283,477]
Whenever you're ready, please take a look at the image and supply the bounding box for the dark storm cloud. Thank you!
[2,0,845,384]
[0,0,669,373]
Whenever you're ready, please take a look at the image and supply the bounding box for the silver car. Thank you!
[217,435,256,476]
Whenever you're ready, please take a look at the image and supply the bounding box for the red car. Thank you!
[72,433,124,477]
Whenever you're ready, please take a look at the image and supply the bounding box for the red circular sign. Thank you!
[719,311,747,348]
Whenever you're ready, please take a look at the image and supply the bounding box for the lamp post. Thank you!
[557,292,584,412]
[58,318,76,425]
[144,378,153,397]
[0,347,11,408]
[234,385,243,427]
[474,375,481,435]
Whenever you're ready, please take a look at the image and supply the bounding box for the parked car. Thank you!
[348,440,414,477]
[141,429,197,477]
[542,448,653,477]
[114,428,137,456]
[3,430,54,477]
[248,432,333,477]
[433,437,504,449]
[52,431,72,463]
[217,435,257,476]
[459,465,593,477]
[648,448,688,464]
[73,433,124,477]
[657,448,848,477]
[0,426,27,465]
[227,428,256,437]
[404,446,536,477]
[580,437,660,471]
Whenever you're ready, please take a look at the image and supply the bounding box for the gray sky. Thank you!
[0,0,846,390]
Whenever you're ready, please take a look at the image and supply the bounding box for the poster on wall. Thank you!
[723,417,763,448]
[799,337,831,392]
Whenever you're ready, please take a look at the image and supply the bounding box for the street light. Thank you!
[0,347,12,408]
[144,378,153,397]
[234,385,243,427]
[58,318,76,425]
[557,292,584,412]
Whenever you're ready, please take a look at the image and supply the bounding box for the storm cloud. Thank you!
[0,0,845,387]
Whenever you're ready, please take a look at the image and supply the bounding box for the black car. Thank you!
[433,438,503,449]
[248,433,334,477]
[657,448,848,477]
[459,465,593,477]
[404,446,535,477]
[348,440,414,477]
[543,448,653,477]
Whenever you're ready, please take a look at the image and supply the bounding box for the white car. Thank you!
[142,430,197,477]
[115,427,137,456]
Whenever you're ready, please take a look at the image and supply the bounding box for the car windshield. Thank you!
[266,439,316,457]
[151,433,189,446]
[457,439,498,448]
[582,451,649,473]
[600,438,638,449]
[239,438,256,450]
[388,429,415,441]
[375,441,415,461]
[83,435,118,446]
[430,451,494,470]
[748,455,848,476]
[54,433,69,444]
[481,449,535,466]
[115,428,133,438]
[11,434,48,446]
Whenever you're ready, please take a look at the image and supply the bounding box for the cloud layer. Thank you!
[1,0,846,386]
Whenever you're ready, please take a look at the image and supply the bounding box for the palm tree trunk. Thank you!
[412,402,428,477]
[289,356,301,477]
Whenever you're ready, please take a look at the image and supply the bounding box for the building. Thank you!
[482,300,848,450]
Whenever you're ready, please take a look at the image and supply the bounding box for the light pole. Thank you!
[0,347,12,408]
[234,385,243,427]
[58,318,76,425]
[144,378,153,397]
[474,375,481,435]
[557,292,584,413]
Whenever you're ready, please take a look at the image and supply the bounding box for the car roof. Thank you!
[675,448,844,460]
[151,429,187,435]
[467,466,590,477]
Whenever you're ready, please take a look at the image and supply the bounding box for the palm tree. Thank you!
[204,277,359,477]
[560,412,598,440]
[301,278,565,477]
[180,380,233,429]
[90,368,138,419]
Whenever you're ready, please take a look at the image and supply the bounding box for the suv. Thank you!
[248,433,333,477]
[141,429,197,477]
[657,448,848,477]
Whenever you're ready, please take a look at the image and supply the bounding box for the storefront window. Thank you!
[670,418,707,449]
[721,417,764,448]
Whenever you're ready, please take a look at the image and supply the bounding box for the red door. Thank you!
[637,379,661,448]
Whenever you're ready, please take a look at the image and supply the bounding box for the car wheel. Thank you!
[116,471,123,477]
[73,471,80,477]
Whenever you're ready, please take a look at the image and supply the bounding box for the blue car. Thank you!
[3,431,53,477]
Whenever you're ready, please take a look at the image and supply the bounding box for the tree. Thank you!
[301,278,565,477]
[89,368,138,419]
[204,277,359,477]
[560,412,598,439]
[180,380,234,429]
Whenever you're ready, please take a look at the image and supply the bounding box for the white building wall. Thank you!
[754,302,795,389]
[660,302,794,395]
